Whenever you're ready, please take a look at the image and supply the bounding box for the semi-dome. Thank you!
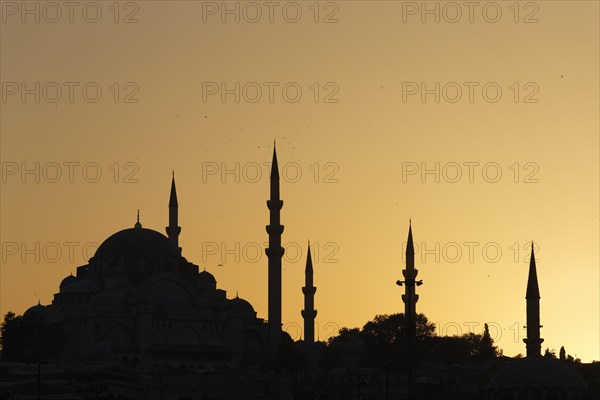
[94,227,180,260]
[487,357,588,398]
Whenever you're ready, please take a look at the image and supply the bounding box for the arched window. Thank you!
[512,388,520,400]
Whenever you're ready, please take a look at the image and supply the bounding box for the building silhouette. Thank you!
[6,148,598,400]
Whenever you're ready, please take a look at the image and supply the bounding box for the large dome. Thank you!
[94,227,180,260]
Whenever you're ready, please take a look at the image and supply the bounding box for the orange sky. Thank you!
[1,1,599,361]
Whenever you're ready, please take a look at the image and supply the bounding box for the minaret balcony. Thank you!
[267,200,283,209]
[166,226,181,235]
[402,270,418,279]
[302,287,317,295]
[266,225,284,235]
[265,246,285,257]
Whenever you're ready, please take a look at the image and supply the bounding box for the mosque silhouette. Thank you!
[0,146,595,399]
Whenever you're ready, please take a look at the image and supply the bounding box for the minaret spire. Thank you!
[524,242,543,357]
[166,172,182,254]
[406,220,415,270]
[270,143,280,180]
[302,241,317,344]
[266,144,284,342]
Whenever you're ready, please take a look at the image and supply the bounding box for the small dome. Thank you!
[60,274,77,289]
[61,277,103,294]
[94,227,180,261]
[197,269,216,288]
[23,302,46,318]
[488,357,588,390]
[198,270,216,283]
[228,296,255,314]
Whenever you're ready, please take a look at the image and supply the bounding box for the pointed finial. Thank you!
[37,300,41,306]
[169,173,179,207]
[405,220,415,266]
[172,169,175,178]
[270,143,280,179]
[305,241,313,272]
[407,220,414,242]
[134,210,142,228]
[526,239,540,299]
[236,290,239,298]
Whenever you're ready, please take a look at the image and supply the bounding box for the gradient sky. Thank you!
[1,1,599,361]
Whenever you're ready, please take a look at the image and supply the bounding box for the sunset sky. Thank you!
[1,1,598,361]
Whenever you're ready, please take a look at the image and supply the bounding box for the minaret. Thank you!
[302,241,317,344]
[524,242,543,357]
[396,221,422,400]
[400,221,420,323]
[265,144,284,340]
[166,172,182,254]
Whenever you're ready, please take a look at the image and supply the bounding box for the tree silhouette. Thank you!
[477,323,500,359]
[361,313,435,345]
[544,347,557,358]
[323,313,503,367]
[328,327,361,344]
[560,346,566,361]
[1,311,66,362]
